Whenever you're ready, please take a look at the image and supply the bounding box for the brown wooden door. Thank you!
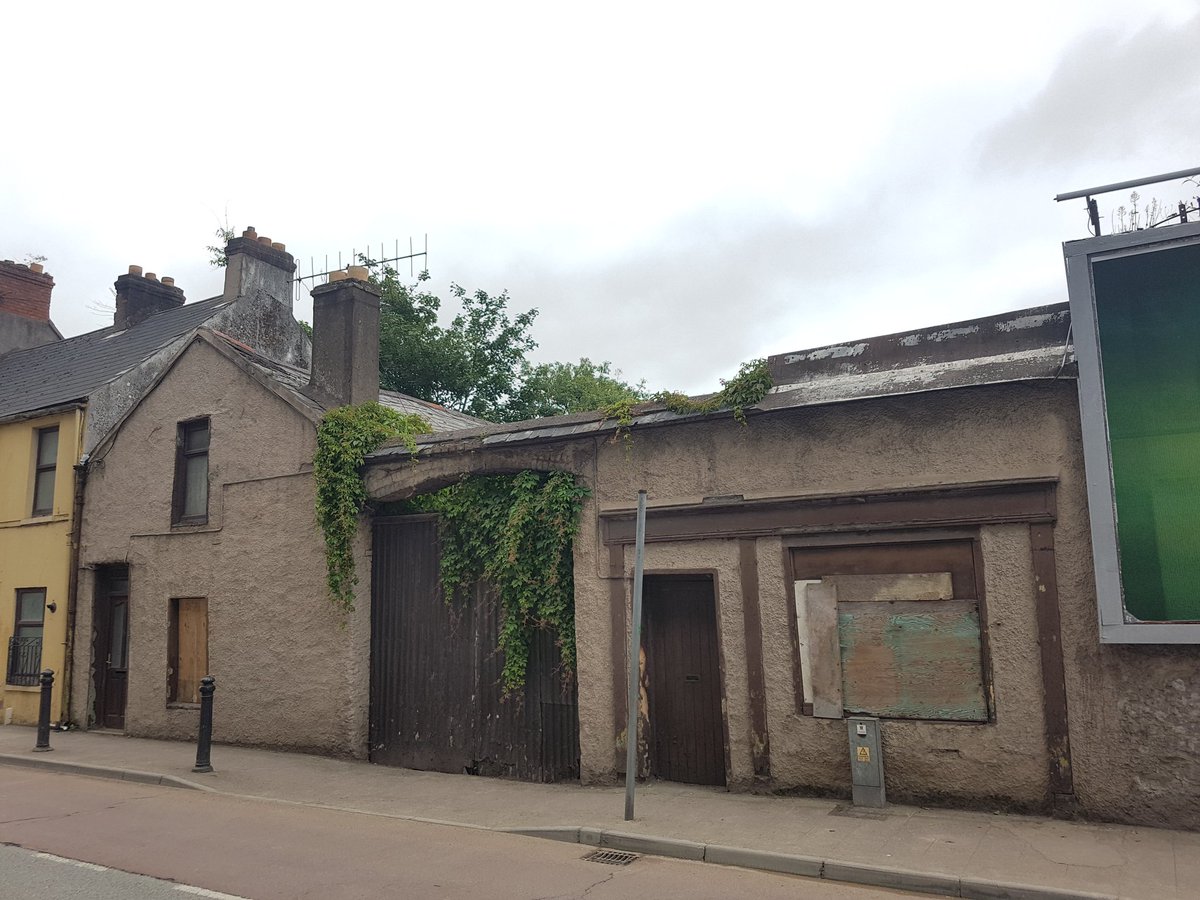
[93,567,129,730]
[644,575,726,786]
[370,516,580,782]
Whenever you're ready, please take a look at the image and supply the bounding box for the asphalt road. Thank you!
[0,768,917,899]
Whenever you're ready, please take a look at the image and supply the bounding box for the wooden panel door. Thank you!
[93,567,130,730]
[644,575,726,786]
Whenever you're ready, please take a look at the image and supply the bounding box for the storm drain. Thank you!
[582,850,639,866]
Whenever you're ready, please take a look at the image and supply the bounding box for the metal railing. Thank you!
[6,636,43,686]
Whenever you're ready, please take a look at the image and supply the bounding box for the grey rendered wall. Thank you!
[573,380,1200,827]
[70,339,369,756]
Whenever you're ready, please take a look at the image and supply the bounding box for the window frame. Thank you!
[7,587,46,685]
[1065,222,1200,642]
[31,426,59,517]
[172,418,210,526]
[785,533,993,724]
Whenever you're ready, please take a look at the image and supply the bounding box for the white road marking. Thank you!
[175,885,253,900]
[34,849,252,899]
[35,851,108,872]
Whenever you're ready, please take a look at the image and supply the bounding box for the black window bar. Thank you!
[6,636,42,686]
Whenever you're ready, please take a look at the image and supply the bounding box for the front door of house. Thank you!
[93,566,129,730]
[644,574,727,786]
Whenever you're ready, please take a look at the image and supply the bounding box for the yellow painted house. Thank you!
[0,408,83,724]
[0,234,310,729]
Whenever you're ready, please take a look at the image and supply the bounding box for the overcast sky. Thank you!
[3,1,1197,393]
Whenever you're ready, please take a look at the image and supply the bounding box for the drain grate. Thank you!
[582,849,639,866]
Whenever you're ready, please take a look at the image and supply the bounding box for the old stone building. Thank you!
[0,232,308,726]
[68,272,481,752]
[365,288,1200,830]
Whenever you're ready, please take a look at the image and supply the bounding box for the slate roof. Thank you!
[369,302,1076,461]
[0,295,233,420]
[213,332,488,432]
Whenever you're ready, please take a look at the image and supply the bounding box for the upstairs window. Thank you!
[31,427,58,516]
[173,419,209,525]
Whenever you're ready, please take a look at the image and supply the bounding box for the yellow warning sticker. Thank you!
[856,746,871,764]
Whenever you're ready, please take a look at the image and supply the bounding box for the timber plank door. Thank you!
[643,574,727,786]
[92,566,130,730]
[370,515,580,781]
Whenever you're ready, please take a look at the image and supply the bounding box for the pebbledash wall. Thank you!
[68,337,371,756]
[366,316,1200,830]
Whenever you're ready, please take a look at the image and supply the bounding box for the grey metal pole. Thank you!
[624,490,647,821]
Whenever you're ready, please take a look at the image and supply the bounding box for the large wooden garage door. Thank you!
[644,574,727,786]
[370,515,579,782]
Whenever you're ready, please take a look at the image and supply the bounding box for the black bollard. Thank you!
[33,669,54,752]
[192,675,216,773]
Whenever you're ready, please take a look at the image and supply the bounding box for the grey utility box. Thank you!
[847,716,885,808]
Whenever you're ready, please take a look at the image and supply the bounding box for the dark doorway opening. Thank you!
[643,574,727,786]
[92,565,130,730]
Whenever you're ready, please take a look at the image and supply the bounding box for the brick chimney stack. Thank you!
[114,265,186,330]
[222,226,296,305]
[0,259,54,322]
[0,259,60,356]
[307,266,380,408]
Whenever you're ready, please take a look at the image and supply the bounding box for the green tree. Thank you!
[505,358,646,421]
[376,267,538,421]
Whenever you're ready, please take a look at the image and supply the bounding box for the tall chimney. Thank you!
[0,260,59,356]
[222,226,296,304]
[114,265,186,330]
[308,267,380,407]
[0,259,54,322]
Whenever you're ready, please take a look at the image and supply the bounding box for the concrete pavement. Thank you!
[1,726,1195,900]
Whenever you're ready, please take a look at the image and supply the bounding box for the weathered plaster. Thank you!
[71,339,368,756]
[367,378,1200,828]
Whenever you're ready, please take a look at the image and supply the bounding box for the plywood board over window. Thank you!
[168,598,208,705]
[792,540,989,723]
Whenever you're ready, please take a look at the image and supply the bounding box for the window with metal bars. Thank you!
[7,588,45,685]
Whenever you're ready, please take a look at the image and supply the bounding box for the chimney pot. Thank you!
[162,276,175,286]
[328,270,348,283]
[272,242,285,251]
[221,227,297,310]
[0,258,56,331]
[346,266,369,282]
[113,267,185,329]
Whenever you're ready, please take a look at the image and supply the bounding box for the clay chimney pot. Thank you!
[145,272,158,281]
[328,270,348,283]
[347,265,369,282]
[162,276,175,286]
[271,242,285,252]
[257,236,272,245]
[129,265,143,276]
[29,263,44,274]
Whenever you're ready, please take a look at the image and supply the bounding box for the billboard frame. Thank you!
[1064,220,1200,643]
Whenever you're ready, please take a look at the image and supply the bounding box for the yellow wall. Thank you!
[0,408,82,725]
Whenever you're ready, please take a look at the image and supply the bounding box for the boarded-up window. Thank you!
[792,541,988,722]
[168,598,208,704]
